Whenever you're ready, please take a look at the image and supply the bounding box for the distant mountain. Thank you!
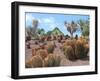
[51,27,64,36]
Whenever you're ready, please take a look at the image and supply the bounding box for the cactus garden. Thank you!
[25,13,89,68]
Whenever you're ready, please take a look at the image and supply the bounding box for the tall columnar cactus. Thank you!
[25,55,43,68]
[43,54,61,67]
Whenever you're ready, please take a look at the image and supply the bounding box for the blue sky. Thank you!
[25,12,89,36]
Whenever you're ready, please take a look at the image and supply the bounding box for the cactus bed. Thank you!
[25,38,89,68]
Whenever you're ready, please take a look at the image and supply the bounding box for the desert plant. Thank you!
[64,21,79,38]
[75,38,89,59]
[36,49,48,59]
[62,37,89,60]
[63,39,76,51]
[32,48,36,56]
[78,19,89,36]
[46,42,55,53]
[25,60,32,68]
[43,54,61,67]
[25,55,43,68]
[32,47,41,56]
[63,45,76,61]
[75,40,84,58]
[84,44,89,56]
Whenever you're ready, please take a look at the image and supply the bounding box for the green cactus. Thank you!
[75,39,89,59]
[43,54,61,67]
[63,45,76,61]
[36,49,48,59]
[25,55,43,68]
[46,42,55,53]
[64,39,76,49]
[84,44,89,56]
[62,37,89,60]
[25,60,32,68]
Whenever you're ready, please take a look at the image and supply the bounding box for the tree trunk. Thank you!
[71,33,73,39]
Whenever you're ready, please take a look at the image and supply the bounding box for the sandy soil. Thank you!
[25,40,89,67]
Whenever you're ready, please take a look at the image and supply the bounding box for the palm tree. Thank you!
[64,21,78,38]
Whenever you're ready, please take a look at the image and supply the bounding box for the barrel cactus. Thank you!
[36,49,48,59]
[43,54,61,67]
[84,44,89,56]
[46,42,55,53]
[75,38,89,59]
[25,55,43,68]
[63,38,89,60]
[63,45,76,61]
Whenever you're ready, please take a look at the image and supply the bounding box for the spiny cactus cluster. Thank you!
[25,55,43,68]
[36,49,48,59]
[63,45,76,61]
[43,54,61,67]
[46,41,55,53]
[26,46,61,68]
[63,37,89,61]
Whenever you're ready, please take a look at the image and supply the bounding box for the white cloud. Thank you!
[26,13,41,23]
[26,13,35,22]
[41,17,56,30]
[42,17,55,24]
[26,14,57,30]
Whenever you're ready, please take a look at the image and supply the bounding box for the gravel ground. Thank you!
[25,40,89,67]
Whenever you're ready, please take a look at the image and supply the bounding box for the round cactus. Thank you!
[43,54,61,67]
[36,49,48,59]
[84,44,89,56]
[63,45,76,61]
[46,42,55,53]
[25,60,32,68]
[62,39,76,51]
[78,36,87,44]
[75,39,88,59]
[29,55,43,68]
[26,55,43,68]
